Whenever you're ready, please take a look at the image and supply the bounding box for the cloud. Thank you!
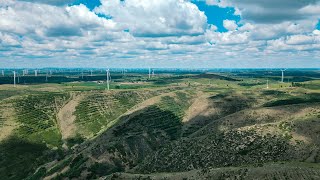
[206,0,320,24]
[286,35,319,45]
[0,2,117,38]
[239,21,317,40]
[0,0,319,68]
[16,0,75,6]
[94,0,207,37]
[0,32,21,47]
[223,20,237,31]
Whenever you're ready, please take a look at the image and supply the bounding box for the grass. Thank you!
[113,105,183,140]
[13,93,69,146]
[46,157,73,176]
[0,115,5,128]
[1,71,319,179]
[0,93,70,179]
[138,130,293,173]
[74,90,164,137]
[0,136,60,180]
[263,94,320,107]
[113,92,193,140]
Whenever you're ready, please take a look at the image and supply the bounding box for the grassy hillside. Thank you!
[0,93,69,179]
[107,162,320,180]
[74,90,163,138]
[0,71,319,180]
[40,91,194,179]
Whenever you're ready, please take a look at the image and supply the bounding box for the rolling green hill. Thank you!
[0,72,319,180]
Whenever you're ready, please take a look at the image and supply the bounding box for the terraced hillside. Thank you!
[0,72,320,180]
[39,91,195,179]
[14,93,69,146]
[74,90,164,138]
[23,84,318,180]
[0,93,70,180]
[0,87,186,180]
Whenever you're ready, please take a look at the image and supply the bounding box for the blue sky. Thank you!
[72,0,101,10]
[191,0,240,32]
[0,0,319,68]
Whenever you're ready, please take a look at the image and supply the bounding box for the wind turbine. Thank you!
[267,79,269,89]
[281,69,287,83]
[23,69,27,76]
[148,68,151,79]
[13,71,16,87]
[106,69,110,90]
[34,70,38,77]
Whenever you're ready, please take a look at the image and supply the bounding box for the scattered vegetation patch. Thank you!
[139,130,294,173]
[263,95,320,107]
[238,82,265,87]
[65,134,85,147]
[196,73,240,81]
[261,90,286,96]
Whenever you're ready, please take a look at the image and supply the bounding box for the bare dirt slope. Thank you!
[0,102,17,141]
[57,93,84,140]
[183,93,212,123]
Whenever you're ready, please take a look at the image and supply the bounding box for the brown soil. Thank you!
[183,93,213,123]
[0,103,18,141]
[57,93,84,140]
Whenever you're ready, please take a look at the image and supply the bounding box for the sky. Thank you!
[0,0,320,68]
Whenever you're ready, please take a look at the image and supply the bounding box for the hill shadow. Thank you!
[0,136,63,180]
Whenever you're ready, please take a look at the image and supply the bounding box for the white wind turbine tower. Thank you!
[148,68,151,79]
[281,69,287,83]
[106,69,111,90]
[267,79,269,89]
[22,69,27,76]
[2,70,4,76]
[152,69,155,77]
[13,71,16,87]
[34,70,38,77]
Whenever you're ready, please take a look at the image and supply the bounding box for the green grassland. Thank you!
[0,70,319,179]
